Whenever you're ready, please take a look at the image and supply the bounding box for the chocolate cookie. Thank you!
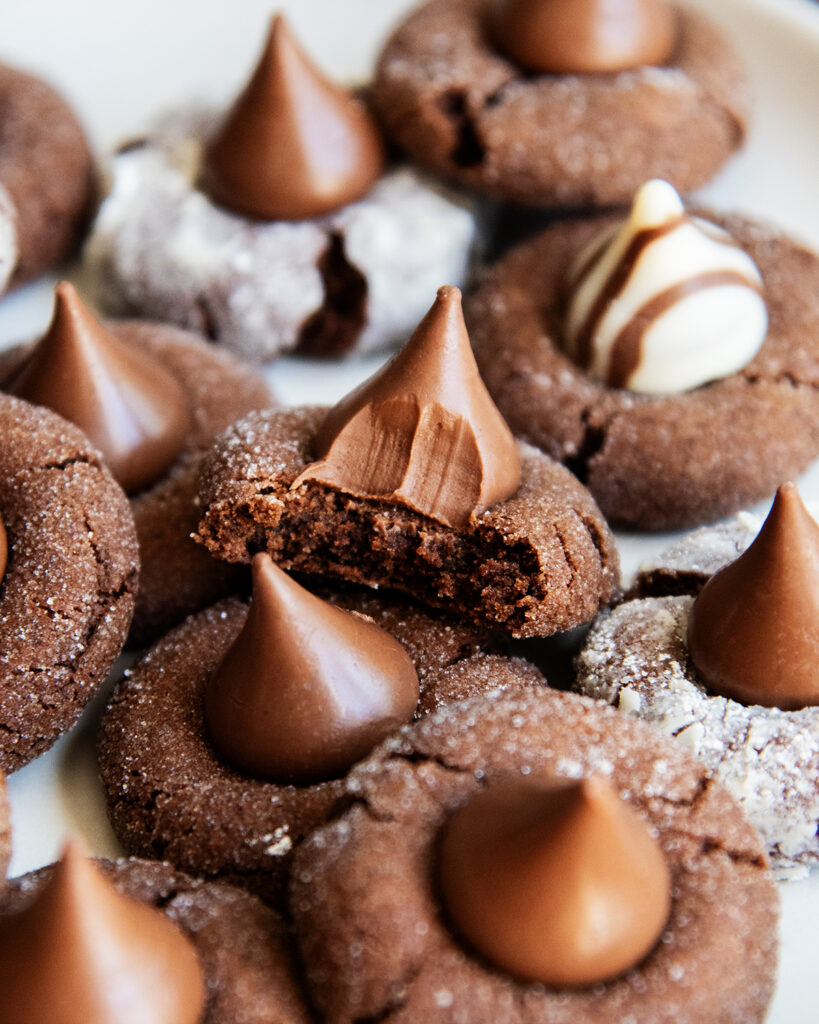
[575,488,819,878]
[98,588,541,905]
[468,212,819,529]
[372,0,748,208]
[0,62,95,293]
[0,394,138,773]
[196,406,620,638]
[1,297,273,646]
[0,856,311,1023]
[0,771,10,880]
[84,17,477,363]
[290,688,777,1024]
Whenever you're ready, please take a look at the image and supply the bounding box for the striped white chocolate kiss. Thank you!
[563,180,767,395]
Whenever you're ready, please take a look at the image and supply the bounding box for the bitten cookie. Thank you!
[372,0,748,208]
[0,62,96,294]
[576,484,819,878]
[0,853,311,1023]
[468,197,819,529]
[290,688,777,1024]
[0,394,138,773]
[98,569,541,906]
[84,16,477,362]
[1,283,272,645]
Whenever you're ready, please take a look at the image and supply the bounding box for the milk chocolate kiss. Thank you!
[0,841,206,1024]
[200,14,385,221]
[5,283,190,495]
[204,554,419,783]
[439,775,671,987]
[295,286,521,528]
[486,0,677,74]
[688,483,819,710]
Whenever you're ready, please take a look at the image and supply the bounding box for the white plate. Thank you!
[2,1,819,1020]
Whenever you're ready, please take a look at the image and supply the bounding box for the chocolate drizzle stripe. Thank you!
[606,270,763,389]
[572,216,686,370]
[568,228,615,295]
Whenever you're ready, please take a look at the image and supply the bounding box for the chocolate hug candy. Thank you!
[563,179,767,394]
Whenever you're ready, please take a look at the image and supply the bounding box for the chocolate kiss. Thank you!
[486,0,677,74]
[0,519,7,583]
[6,283,190,495]
[204,554,419,783]
[0,841,206,1024]
[200,14,385,221]
[688,483,819,710]
[296,286,521,528]
[439,775,671,987]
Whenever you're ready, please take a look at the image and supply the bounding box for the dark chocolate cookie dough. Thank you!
[0,394,138,773]
[468,212,819,529]
[98,588,541,906]
[0,62,96,292]
[195,406,620,638]
[372,0,748,208]
[0,857,311,1024]
[290,688,777,1024]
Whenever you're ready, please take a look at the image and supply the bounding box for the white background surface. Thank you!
[1,1,819,1020]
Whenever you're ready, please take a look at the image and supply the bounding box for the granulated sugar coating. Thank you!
[195,406,619,638]
[98,587,541,907]
[84,107,477,362]
[0,857,311,1024]
[576,595,819,880]
[290,689,777,1024]
[371,0,748,207]
[0,395,139,773]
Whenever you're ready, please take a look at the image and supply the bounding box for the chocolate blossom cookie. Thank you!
[1,282,272,645]
[84,15,476,363]
[0,844,311,1023]
[99,554,542,907]
[576,483,819,878]
[372,0,748,208]
[197,286,619,638]
[290,688,777,1023]
[0,62,95,295]
[469,179,819,529]
[0,394,138,774]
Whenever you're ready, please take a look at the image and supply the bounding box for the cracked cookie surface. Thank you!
[468,213,819,529]
[195,406,620,638]
[0,395,138,773]
[576,518,819,878]
[98,586,540,906]
[372,0,748,208]
[83,108,476,362]
[290,688,777,1024]
[0,856,311,1023]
